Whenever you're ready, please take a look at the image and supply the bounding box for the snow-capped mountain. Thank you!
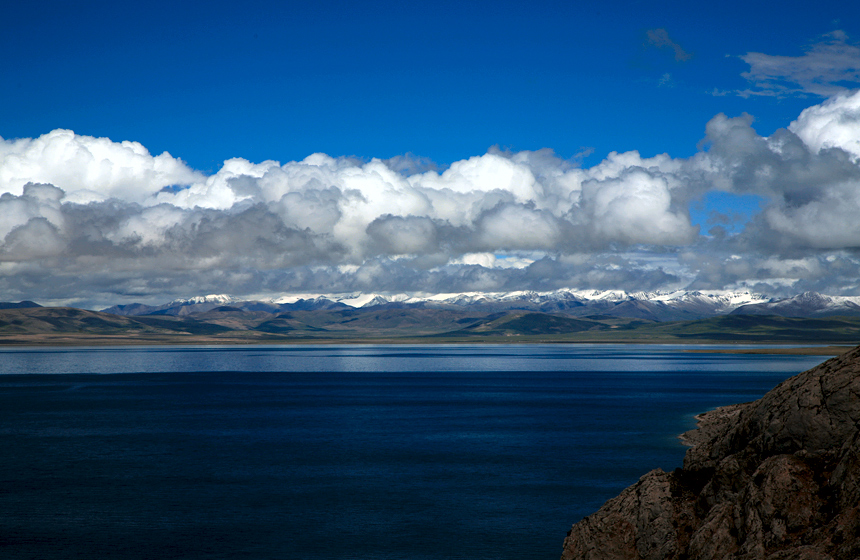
[167,294,234,306]
[103,294,236,317]
[731,292,860,318]
[102,289,860,320]
[274,289,771,320]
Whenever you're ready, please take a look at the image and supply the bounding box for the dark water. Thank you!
[0,344,829,559]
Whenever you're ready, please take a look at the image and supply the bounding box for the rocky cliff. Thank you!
[561,345,860,560]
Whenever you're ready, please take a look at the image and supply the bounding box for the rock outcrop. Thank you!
[561,345,860,560]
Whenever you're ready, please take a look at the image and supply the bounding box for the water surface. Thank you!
[0,344,829,559]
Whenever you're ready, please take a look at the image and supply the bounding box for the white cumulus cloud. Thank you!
[790,89,860,160]
[0,130,203,204]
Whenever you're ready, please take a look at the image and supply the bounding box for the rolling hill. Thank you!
[0,303,858,347]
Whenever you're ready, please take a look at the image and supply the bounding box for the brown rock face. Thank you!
[561,345,860,560]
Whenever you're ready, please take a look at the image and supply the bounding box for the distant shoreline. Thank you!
[0,334,851,356]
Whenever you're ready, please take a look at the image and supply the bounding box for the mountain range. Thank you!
[1,290,859,345]
[101,290,860,321]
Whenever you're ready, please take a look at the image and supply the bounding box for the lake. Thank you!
[0,344,831,559]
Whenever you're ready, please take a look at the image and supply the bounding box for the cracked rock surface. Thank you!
[561,345,860,560]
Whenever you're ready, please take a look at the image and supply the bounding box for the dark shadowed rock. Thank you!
[561,345,860,560]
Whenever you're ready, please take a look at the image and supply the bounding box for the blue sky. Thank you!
[3,0,852,169]
[2,0,860,306]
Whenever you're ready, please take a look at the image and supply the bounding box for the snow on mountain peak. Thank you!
[140,289,860,319]
[267,288,775,311]
[169,294,234,306]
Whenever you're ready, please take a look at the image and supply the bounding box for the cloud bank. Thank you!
[3,90,860,307]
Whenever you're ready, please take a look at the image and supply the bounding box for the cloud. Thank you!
[366,215,439,255]
[685,92,860,253]
[476,204,563,251]
[0,129,203,203]
[2,217,66,260]
[5,89,860,306]
[789,89,860,160]
[645,28,692,62]
[738,31,860,98]
[0,183,65,240]
[578,167,696,246]
[145,147,696,258]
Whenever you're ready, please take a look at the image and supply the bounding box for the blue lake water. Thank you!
[0,344,831,559]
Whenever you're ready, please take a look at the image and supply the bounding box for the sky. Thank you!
[2,0,860,308]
